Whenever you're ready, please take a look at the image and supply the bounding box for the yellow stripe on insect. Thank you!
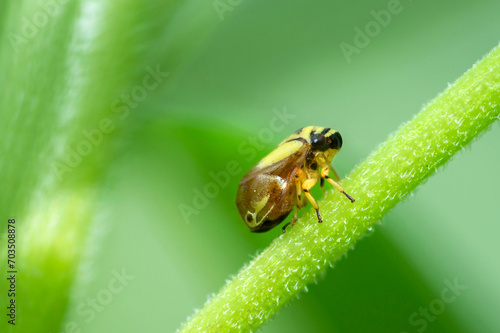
[257,140,304,168]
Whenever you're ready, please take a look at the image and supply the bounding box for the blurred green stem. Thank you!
[179,44,500,332]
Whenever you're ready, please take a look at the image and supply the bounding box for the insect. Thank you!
[236,126,355,233]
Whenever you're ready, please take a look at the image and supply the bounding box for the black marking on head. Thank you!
[246,214,253,222]
[329,131,342,150]
[310,162,318,170]
[311,129,343,151]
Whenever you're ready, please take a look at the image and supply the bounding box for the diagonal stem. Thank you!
[179,43,500,333]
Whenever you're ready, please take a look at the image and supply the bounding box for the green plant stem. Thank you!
[179,44,500,333]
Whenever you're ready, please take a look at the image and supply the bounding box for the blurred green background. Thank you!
[1,0,499,332]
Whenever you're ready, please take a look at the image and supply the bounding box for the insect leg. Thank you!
[320,177,325,194]
[302,178,323,223]
[295,170,304,207]
[320,164,355,203]
[320,164,337,194]
[282,172,304,233]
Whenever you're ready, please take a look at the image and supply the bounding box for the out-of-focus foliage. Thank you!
[0,0,499,332]
[180,44,500,332]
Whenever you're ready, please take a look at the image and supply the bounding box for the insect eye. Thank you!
[329,132,342,150]
[311,133,329,151]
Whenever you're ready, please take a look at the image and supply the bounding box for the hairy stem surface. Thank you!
[179,44,500,332]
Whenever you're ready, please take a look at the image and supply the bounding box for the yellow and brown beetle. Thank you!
[236,126,354,233]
